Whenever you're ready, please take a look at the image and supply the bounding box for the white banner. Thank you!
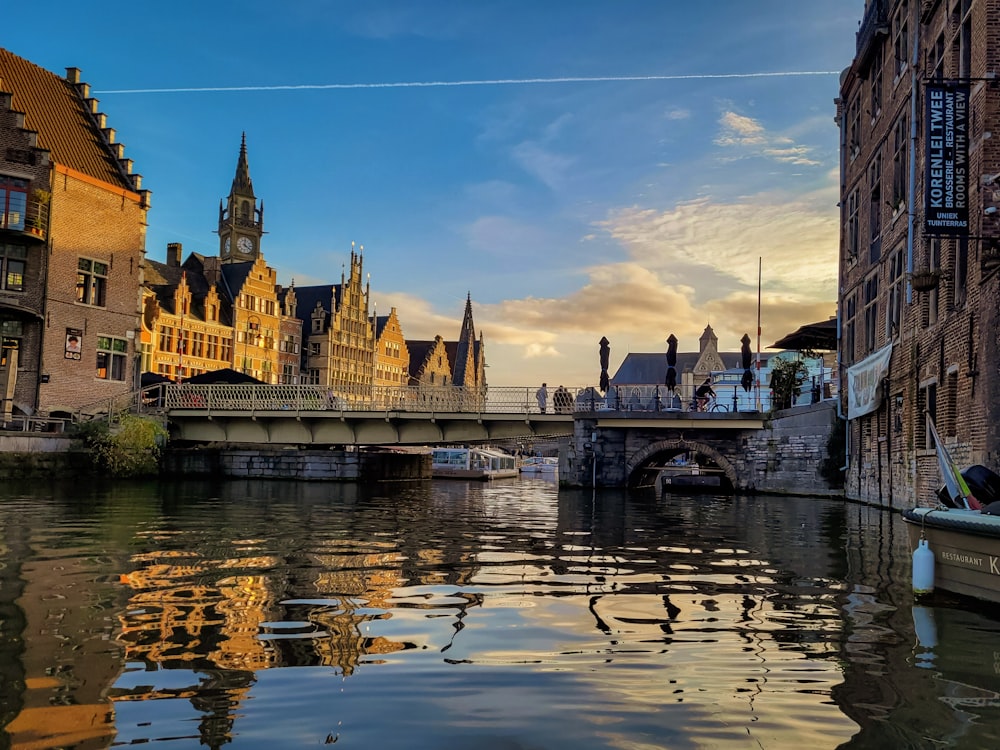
[846,343,893,420]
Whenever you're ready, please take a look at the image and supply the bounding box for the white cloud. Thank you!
[714,111,821,166]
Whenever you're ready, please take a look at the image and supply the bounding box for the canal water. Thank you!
[2,478,999,750]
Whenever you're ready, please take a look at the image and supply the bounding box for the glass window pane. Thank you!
[5,190,26,230]
[6,259,24,291]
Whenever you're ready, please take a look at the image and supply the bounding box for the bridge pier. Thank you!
[562,402,841,495]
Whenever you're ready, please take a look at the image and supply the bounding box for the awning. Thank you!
[769,318,837,351]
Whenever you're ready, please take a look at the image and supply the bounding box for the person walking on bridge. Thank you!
[536,383,548,414]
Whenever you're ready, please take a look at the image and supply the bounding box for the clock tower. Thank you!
[218,132,264,263]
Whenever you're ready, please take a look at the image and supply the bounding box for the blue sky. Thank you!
[6,1,863,386]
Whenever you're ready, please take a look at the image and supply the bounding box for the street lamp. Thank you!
[243,314,260,375]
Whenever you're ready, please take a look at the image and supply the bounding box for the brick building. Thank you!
[837,0,1000,505]
[0,49,149,420]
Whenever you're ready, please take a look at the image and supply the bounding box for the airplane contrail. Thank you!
[94,71,839,95]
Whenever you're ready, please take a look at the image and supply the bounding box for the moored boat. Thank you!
[904,418,1000,603]
[431,446,518,480]
[902,507,1000,603]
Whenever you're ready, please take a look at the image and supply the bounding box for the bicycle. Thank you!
[708,396,728,412]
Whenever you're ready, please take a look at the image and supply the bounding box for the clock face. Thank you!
[238,237,253,254]
[223,237,231,255]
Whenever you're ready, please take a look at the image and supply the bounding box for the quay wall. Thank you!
[0,434,92,478]
[160,447,430,482]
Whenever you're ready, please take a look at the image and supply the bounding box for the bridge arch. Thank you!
[625,439,745,491]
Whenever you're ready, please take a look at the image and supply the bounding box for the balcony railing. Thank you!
[1,197,49,241]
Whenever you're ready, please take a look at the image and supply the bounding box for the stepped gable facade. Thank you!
[406,336,452,387]
[142,245,234,378]
[0,48,149,418]
[291,245,375,395]
[406,294,488,398]
[373,307,409,388]
[837,0,1000,505]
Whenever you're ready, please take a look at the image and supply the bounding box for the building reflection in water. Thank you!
[2,478,999,749]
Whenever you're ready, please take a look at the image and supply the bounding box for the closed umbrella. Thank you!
[665,334,678,391]
[599,337,610,393]
[740,333,754,392]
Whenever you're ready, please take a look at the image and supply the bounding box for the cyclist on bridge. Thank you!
[694,378,716,412]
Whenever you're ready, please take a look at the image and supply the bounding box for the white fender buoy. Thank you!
[912,538,935,595]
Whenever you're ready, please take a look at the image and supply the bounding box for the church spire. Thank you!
[231,131,255,197]
[453,292,478,388]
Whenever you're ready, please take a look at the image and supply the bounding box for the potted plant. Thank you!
[29,189,50,234]
[910,268,941,292]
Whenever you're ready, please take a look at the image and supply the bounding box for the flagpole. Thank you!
[755,257,762,411]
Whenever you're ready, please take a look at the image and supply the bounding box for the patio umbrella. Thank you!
[185,367,265,385]
[740,333,754,392]
[665,334,678,391]
[599,337,610,393]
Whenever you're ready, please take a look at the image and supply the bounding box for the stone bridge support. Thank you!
[562,402,841,496]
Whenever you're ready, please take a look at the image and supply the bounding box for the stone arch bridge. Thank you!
[148,383,838,493]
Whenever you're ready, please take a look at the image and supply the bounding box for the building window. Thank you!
[0,176,28,230]
[870,46,883,122]
[887,248,903,339]
[891,116,907,209]
[846,189,860,258]
[310,342,321,356]
[930,32,945,81]
[863,272,879,353]
[869,152,882,262]
[96,335,128,381]
[0,244,27,291]
[893,1,909,80]
[0,319,23,367]
[77,258,108,307]
[158,325,174,353]
[848,93,862,160]
[957,1,972,80]
[918,380,937,450]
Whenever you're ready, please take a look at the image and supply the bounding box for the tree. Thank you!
[73,414,168,478]
[769,358,808,412]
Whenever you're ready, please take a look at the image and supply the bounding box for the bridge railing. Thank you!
[162,384,570,415]
[158,383,772,415]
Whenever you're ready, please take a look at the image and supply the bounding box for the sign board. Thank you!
[924,83,969,235]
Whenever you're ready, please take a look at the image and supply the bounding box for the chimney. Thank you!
[167,242,182,267]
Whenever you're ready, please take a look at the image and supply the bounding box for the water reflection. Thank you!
[0,479,999,748]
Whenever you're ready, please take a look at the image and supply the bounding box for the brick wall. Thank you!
[39,168,146,413]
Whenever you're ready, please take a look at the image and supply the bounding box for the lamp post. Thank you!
[243,314,260,375]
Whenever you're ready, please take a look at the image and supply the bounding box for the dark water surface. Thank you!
[2,478,1000,749]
